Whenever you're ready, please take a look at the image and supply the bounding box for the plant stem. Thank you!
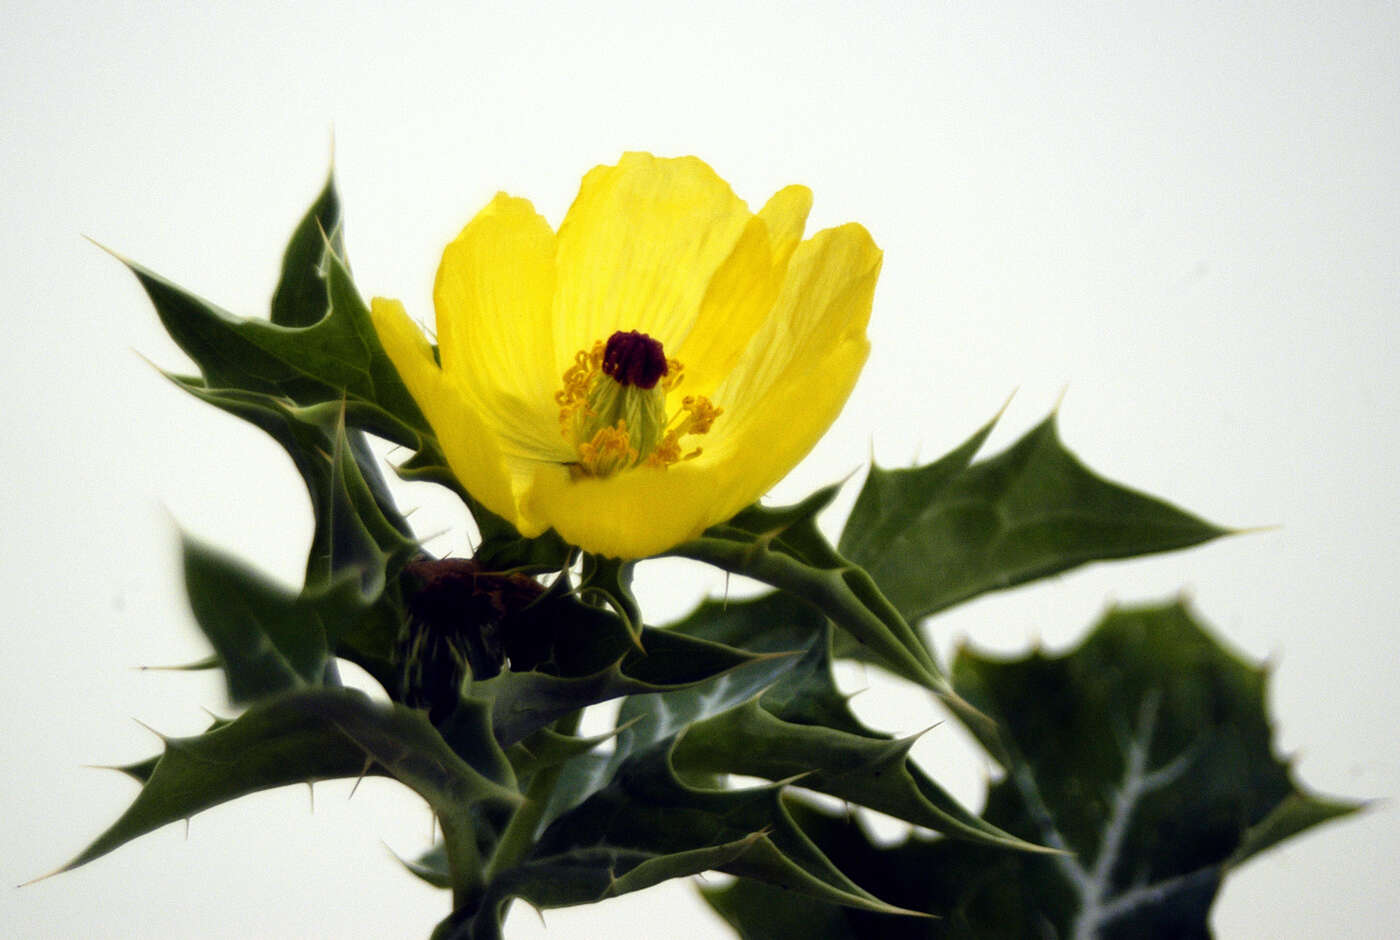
[482,708,582,887]
[441,813,485,913]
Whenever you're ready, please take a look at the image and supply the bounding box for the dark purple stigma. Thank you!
[602,330,668,389]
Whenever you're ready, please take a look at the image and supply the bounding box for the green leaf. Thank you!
[673,487,944,693]
[474,741,925,935]
[506,723,629,782]
[181,534,345,702]
[705,601,1362,938]
[665,591,867,733]
[702,800,952,940]
[270,171,344,329]
[578,554,642,639]
[672,700,1040,851]
[267,173,419,546]
[467,596,791,747]
[662,592,1030,850]
[169,381,417,589]
[840,412,1230,624]
[124,247,427,445]
[166,382,421,695]
[172,399,418,705]
[58,688,519,874]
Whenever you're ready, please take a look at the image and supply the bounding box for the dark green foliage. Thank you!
[703,602,1362,938]
[840,412,1229,624]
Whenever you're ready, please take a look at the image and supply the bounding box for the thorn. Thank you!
[997,387,1018,418]
[901,722,944,746]
[18,866,65,888]
[307,781,315,814]
[183,817,190,840]
[81,233,132,264]
[1052,383,1069,414]
[1227,522,1283,537]
[348,759,372,799]
[721,571,731,611]
[131,717,170,743]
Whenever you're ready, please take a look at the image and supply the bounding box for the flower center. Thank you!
[555,329,722,478]
[601,330,668,389]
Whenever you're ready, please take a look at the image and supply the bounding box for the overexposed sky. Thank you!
[3,2,1396,936]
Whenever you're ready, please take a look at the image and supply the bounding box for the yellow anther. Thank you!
[557,334,720,478]
[575,421,638,478]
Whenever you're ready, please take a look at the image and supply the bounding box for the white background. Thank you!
[3,2,1396,937]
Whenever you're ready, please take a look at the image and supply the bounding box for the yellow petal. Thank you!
[433,193,563,461]
[716,222,882,423]
[525,461,722,559]
[757,184,813,270]
[552,153,753,366]
[710,335,870,525]
[369,297,527,533]
[672,185,812,395]
[705,223,881,518]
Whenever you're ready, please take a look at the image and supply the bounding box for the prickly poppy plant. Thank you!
[50,156,1358,939]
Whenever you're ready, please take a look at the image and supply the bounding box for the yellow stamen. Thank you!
[557,335,721,477]
[575,421,638,478]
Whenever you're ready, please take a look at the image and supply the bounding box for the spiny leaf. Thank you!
[664,590,867,733]
[469,616,791,747]
[664,592,1027,850]
[705,601,1362,938]
[578,554,642,640]
[840,411,1230,624]
[169,382,417,589]
[496,739,925,922]
[537,610,808,837]
[672,700,1040,851]
[674,490,943,694]
[181,534,346,702]
[270,170,344,329]
[126,241,426,438]
[506,723,629,782]
[167,383,420,694]
[58,688,518,874]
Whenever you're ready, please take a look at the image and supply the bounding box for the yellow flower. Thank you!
[371,153,881,559]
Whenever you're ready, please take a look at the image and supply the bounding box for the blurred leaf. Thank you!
[705,601,1361,938]
[59,688,519,874]
[168,391,419,700]
[169,381,416,590]
[840,412,1230,624]
[181,535,349,702]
